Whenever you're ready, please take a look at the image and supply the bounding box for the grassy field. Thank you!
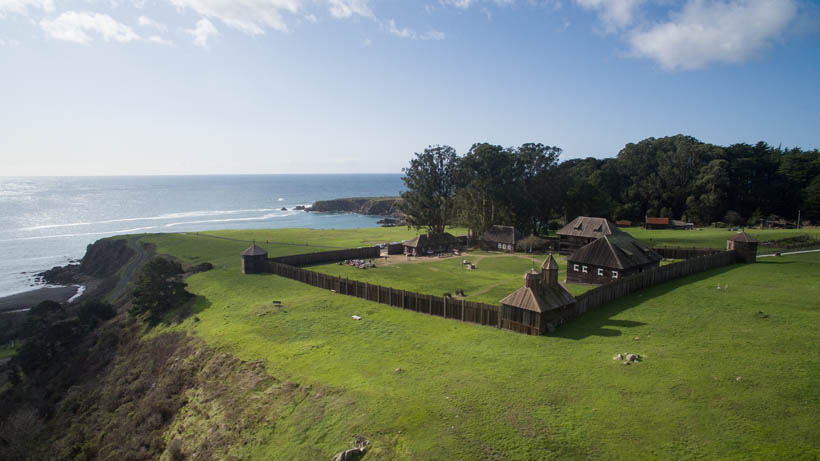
[137,227,820,459]
[623,226,820,253]
[0,344,17,359]
[309,251,591,303]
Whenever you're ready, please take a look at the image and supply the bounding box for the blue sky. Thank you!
[1,0,818,175]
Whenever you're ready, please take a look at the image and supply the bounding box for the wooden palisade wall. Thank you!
[255,246,739,335]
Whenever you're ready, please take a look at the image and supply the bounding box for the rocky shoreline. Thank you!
[306,196,403,217]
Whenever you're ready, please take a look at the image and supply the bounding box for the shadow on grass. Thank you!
[159,295,212,326]
[552,264,742,340]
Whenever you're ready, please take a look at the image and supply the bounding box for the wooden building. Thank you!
[645,217,693,230]
[566,233,662,285]
[727,232,759,263]
[241,242,268,274]
[403,232,464,256]
[556,216,622,254]
[644,217,670,229]
[479,225,522,252]
[615,220,632,227]
[499,254,575,335]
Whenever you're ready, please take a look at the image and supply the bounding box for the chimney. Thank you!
[541,253,559,287]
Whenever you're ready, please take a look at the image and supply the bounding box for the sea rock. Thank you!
[281,207,288,211]
[294,205,306,210]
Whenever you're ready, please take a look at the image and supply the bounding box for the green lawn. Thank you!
[624,226,820,254]
[309,251,591,303]
[137,228,820,459]
[0,344,17,359]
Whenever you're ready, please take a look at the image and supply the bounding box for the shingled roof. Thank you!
[499,271,575,313]
[568,233,661,270]
[480,225,523,245]
[645,217,670,226]
[728,231,759,243]
[557,216,623,239]
[404,232,458,248]
[241,243,268,257]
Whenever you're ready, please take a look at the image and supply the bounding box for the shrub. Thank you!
[131,258,193,324]
[78,301,116,329]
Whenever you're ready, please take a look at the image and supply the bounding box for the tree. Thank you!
[685,158,729,224]
[131,257,192,324]
[399,145,459,234]
[803,176,820,222]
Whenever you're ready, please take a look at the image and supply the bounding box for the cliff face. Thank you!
[308,197,403,216]
[38,239,135,285]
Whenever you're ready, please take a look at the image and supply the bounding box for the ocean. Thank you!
[0,175,405,297]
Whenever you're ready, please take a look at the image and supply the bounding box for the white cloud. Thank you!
[138,15,167,31]
[574,0,644,31]
[441,0,514,9]
[185,17,218,47]
[385,18,445,40]
[0,0,54,17]
[40,11,140,44]
[327,0,372,19]
[168,0,303,34]
[147,34,174,45]
[0,37,22,46]
[629,0,798,70]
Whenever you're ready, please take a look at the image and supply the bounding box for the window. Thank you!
[597,268,604,276]
[612,271,619,279]
[573,264,579,272]
[582,266,588,273]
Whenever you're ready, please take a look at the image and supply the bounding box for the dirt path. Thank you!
[106,236,147,303]
[758,248,820,258]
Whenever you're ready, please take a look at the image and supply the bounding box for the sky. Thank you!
[1,0,818,175]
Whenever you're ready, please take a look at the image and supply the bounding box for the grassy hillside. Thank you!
[137,228,820,459]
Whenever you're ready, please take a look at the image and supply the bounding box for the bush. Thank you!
[131,258,193,325]
[78,301,116,329]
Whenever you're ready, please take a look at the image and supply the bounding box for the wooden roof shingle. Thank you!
[728,232,759,243]
[557,216,622,239]
[568,234,661,270]
[241,243,268,257]
[480,225,523,245]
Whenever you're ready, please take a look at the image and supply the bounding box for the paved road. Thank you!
[105,236,146,303]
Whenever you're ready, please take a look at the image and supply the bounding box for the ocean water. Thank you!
[0,175,404,297]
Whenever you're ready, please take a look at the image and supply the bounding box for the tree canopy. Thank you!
[399,135,819,235]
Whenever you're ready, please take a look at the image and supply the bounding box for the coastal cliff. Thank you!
[308,197,403,217]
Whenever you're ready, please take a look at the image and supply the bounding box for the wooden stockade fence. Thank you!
[266,261,501,328]
[654,246,722,260]
[257,245,740,335]
[268,247,381,267]
[570,250,738,318]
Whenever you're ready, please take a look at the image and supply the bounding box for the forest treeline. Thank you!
[399,135,820,236]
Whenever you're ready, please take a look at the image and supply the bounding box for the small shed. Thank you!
[644,217,670,229]
[499,254,575,335]
[566,234,662,285]
[556,217,622,254]
[403,232,463,256]
[479,225,523,252]
[615,220,632,227]
[727,232,759,263]
[241,242,268,274]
